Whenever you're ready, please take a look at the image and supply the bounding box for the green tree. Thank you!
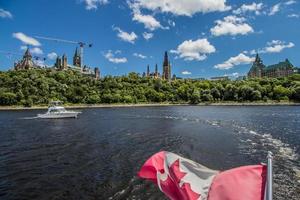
[0,92,17,105]
[190,90,201,104]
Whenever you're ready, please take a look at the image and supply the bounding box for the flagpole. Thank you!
[266,151,273,200]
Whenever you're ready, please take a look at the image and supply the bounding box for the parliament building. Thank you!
[13,47,100,79]
[248,54,296,78]
[144,51,175,81]
[14,48,39,70]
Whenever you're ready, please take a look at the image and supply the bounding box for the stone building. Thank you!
[144,51,175,80]
[248,54,295,78]
[94,67,100,80]
[73,47,81,68]
[55,54,68,70]
[14,48,38,70]
[162,51,171,80]
[144,64,160,79]
[50,47,101,79]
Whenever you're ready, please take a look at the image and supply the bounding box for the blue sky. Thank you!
[0,0,300,78]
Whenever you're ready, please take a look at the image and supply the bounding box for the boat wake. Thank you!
[122,113,300,199]
[230,123,300,200]
[20,116,39,120]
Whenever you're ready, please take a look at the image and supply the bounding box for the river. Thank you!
[0,106,299,200]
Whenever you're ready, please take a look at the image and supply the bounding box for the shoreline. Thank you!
[0,102,300,110]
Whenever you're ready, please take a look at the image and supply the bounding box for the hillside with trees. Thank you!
[0,69,300,106]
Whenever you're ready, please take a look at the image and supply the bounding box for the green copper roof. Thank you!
[264,59,294,71]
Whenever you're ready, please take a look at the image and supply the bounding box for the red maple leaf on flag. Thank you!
[159,159,200,200]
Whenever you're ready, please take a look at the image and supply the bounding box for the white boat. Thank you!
[37,101,81,119]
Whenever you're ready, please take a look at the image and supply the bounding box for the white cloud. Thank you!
[133,12,165,31]
[34,59,46,68]
[231,72,239,77]
[30,47,43,55]
[171,38,216,61]
[285,0,296,5]
[0,8,13,18]
[47,52,58,60]
[143,32,154,40]
[113,26,138,44]
[128,2,170,31]
[254,40,295,54]
[251,40,295,54]
[20,46,43,55]
[128,3,166,31]
[133,53,147,59]
[129,0,231,17]
[84,0,109,10]
[13,32,41,46]
[182,71,192,75]
[269,3,280,16]
[233,3,263,15]
[210,15,254,36]
[104,50,128,63]
[287,14,299,18]
[214,53,255,70]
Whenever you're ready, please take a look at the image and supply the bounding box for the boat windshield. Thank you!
[48,107,66,113]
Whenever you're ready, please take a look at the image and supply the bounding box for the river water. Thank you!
[0,106,299,200]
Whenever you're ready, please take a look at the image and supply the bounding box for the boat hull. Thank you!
[37,112,80,119]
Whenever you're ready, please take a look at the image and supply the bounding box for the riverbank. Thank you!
[0,101,300,110]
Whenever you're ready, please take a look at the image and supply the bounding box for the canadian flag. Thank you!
[138,151,267,200]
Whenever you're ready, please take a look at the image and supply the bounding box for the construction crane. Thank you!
[35,36,92,69]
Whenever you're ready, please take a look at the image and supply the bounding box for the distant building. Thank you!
[73,47,81,68]
[12,47,100,79]
[145,64,160,79]
[14,48,39,70]
[162,51,171,80]
[172,74,177,80]
[146,64,150,77]
[210,76,230,81]
[155,64,159,78]
[94,67,100,80]
[55,54,68,70]
[143,51,173,80]
[248,54,295,78]
[53,48,99,79]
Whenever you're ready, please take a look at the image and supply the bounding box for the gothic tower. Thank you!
[94,67,100,80]
[248,54,265,78]
[62,54,67,70]
[155,64,158,77]
[147,65,150,77]
[73,47,81,68]
[162,51,171,80]
[55,56,62,70]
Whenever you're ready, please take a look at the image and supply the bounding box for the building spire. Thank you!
[73,47,81,67]
[163,51,169,67]
[163,51,171,80]
[24,48,31,58]
[74,47,78,57]
[147,65,150,76]
[255,53,262,64]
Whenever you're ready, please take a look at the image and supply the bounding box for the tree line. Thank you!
[0,69,300,106]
